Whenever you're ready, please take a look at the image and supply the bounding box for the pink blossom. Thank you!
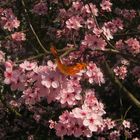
[125,38,140,54]
[11,32,26,42]
[93,27,102,37]
[123,120,131,128]
[59,111,72,124]
[82,34,107,50]
[66,16,83,30]
[3,18,20,31]
[84,3,98,16]
[100,0,112,12]
[115,40,125,50]
[72,108,87,119]
[85,62,105,85]
[9,100,21,108]
[0,8,20,31]
[19,61,37,71]
[102,26,113,40]
[109,130,120,140]
[22,87,41,105]
[112,18,123,30]
[72,1,83,11]
[55,77,82,106]
[102,118,116,130]
[86,18,95,29]
[32,2,48,15]
[4,68,20,85]
[114,65,127,80]
[53,88,106,137]
[84,89,97,107]
[83,113,102,132]
[104,21,117,33]
[55,123,67,136]
[73,123,83,137]
[41,71,60,89]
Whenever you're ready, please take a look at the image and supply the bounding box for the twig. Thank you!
[16,53,45,64]
[123,106,132,120]
[114,32,140,36]
[21,0,49,53]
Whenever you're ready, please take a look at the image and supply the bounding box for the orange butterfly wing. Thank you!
[50,46,86,75]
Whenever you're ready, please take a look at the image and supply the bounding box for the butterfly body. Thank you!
[50,45,86,76]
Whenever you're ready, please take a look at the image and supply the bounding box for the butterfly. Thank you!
[50,45,86,76]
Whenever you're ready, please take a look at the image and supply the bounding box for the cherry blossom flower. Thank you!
[125,38,140,54]
[85,62,105,85]
[115,40,125,50]
[11,32,26,42]
[84,3,98,16]
[32,2,48,15]
[66,16,83,30]
[112,18,123,30]
[41,70,60,89]
[100,0,112,12]
[49,120,56,129]
[20,61,37,71]
[109,130,120,140]
[72,1,83,11]
[55,123,67,136]
[102,26,113,40]
[123,120,131,128]
[102,118,116,131]
[113,65,127,80]
[86,18,95,29]
[0,8,20,31]
[82,34,107,50]
[83,113,102,132]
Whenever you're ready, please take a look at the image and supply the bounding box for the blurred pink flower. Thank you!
[100,0,112,12]
[11,32,26,42]
[125,38,140,54]
[32,2,48,15]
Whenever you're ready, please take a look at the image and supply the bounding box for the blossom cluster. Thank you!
[0,8,20,31]
[4,60,104,106]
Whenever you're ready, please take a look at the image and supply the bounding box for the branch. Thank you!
[104,62,140,108]
[93,48,140,65]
